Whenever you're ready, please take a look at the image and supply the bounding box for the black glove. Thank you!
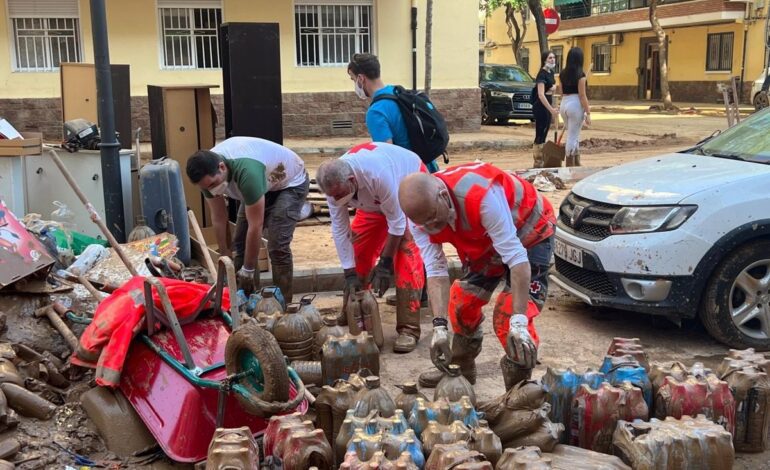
[344,267,363,296]
[368,256,394,298]
[236,267,256,296]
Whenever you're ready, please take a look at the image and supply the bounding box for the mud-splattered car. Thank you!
[550,107,770,350]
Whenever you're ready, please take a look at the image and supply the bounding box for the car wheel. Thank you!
[701,240,770,350]
[482,102,495,125]
[754,91,769,111]
[495,118,508,125]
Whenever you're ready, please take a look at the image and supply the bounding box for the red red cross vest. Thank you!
[430,162,555,262]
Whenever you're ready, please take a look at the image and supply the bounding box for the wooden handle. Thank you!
[188,209,217,278]
[47,148,139,277]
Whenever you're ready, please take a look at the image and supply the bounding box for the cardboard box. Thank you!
[190,222,269,272]
[0,133,43,157]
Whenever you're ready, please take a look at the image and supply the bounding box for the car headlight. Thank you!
[490,91,513,98]
[609,205,697,234]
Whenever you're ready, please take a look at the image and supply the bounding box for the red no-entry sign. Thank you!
[544,8,560,35]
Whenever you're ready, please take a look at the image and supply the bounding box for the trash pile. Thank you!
[2,173,770,468]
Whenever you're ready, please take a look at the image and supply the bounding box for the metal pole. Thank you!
[90,0,126,243]
[411,1,418,91]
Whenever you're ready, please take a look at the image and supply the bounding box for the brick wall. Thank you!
[1,88,481,142]
[561,0,744,31]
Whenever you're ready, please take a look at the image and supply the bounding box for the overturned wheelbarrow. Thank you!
[119,257,308,463]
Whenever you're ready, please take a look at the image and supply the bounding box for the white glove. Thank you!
[430,324,452,373]
[506,314,537,369]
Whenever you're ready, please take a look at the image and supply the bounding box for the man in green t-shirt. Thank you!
[186,137,309,301]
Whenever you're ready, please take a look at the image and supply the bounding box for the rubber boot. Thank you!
[533,144,544,168]
[393,287,421,353]
[500,355,532,391]
[271,264,293,304]
[574,152,582,167]
[418,331,483,388]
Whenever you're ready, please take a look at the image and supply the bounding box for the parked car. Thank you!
[751,69,768,110]
[550,107,770,350]
[479,64,535,125]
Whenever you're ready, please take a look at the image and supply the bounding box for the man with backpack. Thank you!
[347,53,448,173]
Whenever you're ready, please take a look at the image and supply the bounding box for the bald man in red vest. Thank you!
[399,162,556,389]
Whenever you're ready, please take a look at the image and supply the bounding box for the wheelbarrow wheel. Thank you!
[225,322,290,412]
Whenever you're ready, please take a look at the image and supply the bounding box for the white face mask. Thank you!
[331,191,355,207]
[209,181,229,197]
[544,62,556,70]
[354,78,367,100]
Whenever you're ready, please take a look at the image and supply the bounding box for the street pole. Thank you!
[411,0,418,91]
[90,0,126,242]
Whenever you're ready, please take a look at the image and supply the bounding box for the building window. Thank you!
[552,46,564,74]
[479,25,487,44]
[295,2,373,67]
[520,48,530,73]
[591,43,611,72]
[706,32,734,72]
[158,6,222,69]
[8,0,82,72]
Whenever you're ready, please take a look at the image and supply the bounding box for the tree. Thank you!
[649,0,675,109]
[483,0,547,65]
[425,0,434,96]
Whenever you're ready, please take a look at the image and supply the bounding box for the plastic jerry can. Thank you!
[570,382,648,453]
[347,290,384,348]
[613,416,734,470]
[321,333,380,386]
[139,157,191,263]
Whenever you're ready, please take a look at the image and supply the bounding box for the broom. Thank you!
[127,127,156,242]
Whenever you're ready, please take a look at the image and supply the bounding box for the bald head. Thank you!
[316,159,354,194]
[399,172,442,222]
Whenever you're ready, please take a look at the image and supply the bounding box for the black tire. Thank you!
[482,102,495,125]
[225,322,290,413]
[754,91,769,111]
[496,117,508,125]
[701,240,770,351]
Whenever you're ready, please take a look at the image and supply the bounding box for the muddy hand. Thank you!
[236,267,256,296]
[368,256,394,298]
[506,314,537,369]
[430,325,452,373]
[344,268,363,300]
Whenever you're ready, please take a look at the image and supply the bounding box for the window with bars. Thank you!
[591,43,611,72]
[706,32,733,72]
[520,48,530,74]
[295,3,373,67]
[12,18,81,71]
[552,46,564,74]
[159,7,222,69]
[479,25,486,44]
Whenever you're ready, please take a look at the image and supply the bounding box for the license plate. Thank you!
[516,103,533,109]
[554,238,583,267]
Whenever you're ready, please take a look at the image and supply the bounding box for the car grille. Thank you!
[555,257,617,296]
[512,92,531,102]
[558,193,620,241]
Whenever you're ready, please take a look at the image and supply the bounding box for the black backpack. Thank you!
[372,85,450,165]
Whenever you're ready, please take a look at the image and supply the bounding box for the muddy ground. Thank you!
[1,114,768,468]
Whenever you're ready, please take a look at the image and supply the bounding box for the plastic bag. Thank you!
[67,244,110,276]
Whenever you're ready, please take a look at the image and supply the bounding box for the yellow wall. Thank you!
[484,4,767,86]
[0,0,477,98]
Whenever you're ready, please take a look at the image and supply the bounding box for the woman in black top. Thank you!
[559,47,591,166]
[532,50,559,168]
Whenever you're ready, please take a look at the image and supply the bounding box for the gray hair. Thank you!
[316,159,353,194]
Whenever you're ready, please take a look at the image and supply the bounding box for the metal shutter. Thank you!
[7,0,79,17]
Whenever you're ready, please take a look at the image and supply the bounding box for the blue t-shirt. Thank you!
[367,85,440,173]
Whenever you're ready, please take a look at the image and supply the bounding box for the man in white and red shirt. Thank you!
[316,142,426,353]
[399,162,556,390]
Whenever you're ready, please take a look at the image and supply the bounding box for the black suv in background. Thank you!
[479,64,535,125]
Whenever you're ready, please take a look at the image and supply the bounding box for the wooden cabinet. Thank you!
[147,85,217,227]
[60,63,132,149]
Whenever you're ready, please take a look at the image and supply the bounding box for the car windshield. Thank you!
[480,65,533,83]
[693,108,770,164]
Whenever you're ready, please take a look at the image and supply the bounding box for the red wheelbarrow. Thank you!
[119,257,308,462]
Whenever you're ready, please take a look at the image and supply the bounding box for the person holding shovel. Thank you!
[398,162,556,390]
[532,50,560,168]
[186,137,309,301]
[316,142,425,353]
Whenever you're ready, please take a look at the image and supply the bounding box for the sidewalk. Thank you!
[286,103,732,156]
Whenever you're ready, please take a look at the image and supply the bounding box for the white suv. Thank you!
[550,108,770,350]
